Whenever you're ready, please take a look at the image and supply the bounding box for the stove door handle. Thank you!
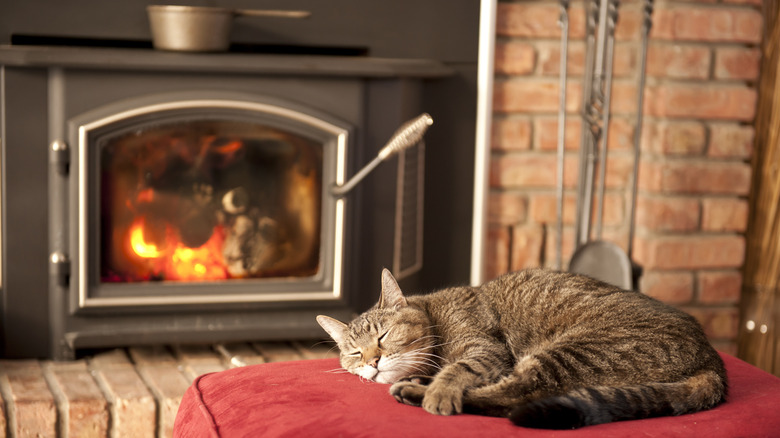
[50,139,70,176]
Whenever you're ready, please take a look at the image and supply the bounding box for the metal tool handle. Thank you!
[555,0,570,270]
[593,0,620,240]
[573,0,601,248]
[331,113,433,198]
[234,9,311,19]
[627,0,654,259]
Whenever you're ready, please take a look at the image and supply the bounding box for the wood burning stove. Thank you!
[0,0,485,360]
[0,46,451,358]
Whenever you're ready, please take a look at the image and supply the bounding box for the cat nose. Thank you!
[366,356,380,368]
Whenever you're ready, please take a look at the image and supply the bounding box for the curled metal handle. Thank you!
[332,113,433,198]
[234,9,311,19]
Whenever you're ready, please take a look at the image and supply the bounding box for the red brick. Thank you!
[614,7,643,41]
[708,123,754,159]
[530,192,624,227]
[539,42,636,78]
[492,152,635,191]
[651,7,763,44]
[602,154,637,188]
[172,345,223,366]
[492,117,531,151]
[536,117,633,152]
[494,41,535,75]
[561,4,640,42]
[92,367,156,438]
[645,84,757,121]
[535,117,581,152]
[698,270,742,304]
[641,121,707,156]
[485,225,511,280]
[172,345,227,382]
[530,192,576,226]
[685,307,740,340]
[702,198,749,232]
[604,118,636,152]
[291,341,340,360]
[496,3,563,38]
[0,363,57,437]
[128,346,177,366]
[609,81,641,114]
[511,224,544,270]
[488,191,527,225]
[639,271,694,304]
[647,43,711,79]
[181,363,226,383]
[715,47,761,80]
[44,363,109,438]
[137,365,191,438]
[89,349,133,369]
[214,344,267,367]
[636,196,700,232]
[254,342,308,362]
[493,79,581,114]
[639,160,752,195]
[634,235,745,269]
[596,228,632,254]
[490,153,566,189]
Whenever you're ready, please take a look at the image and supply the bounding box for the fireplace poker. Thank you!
[627,0,654,260]
[331,113,433,198]
[555,0,570,271]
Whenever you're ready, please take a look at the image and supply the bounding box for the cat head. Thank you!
[316,269,437,384]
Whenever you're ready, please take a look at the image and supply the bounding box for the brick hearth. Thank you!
[0,341,337,437]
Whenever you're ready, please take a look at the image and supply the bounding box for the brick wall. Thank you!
[489,0,763,352]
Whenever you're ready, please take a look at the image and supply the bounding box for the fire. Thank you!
[126,216,228,282]
[129,218,164,258]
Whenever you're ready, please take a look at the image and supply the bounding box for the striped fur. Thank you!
[316,268,727,429]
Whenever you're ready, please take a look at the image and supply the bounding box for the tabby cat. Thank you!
[316,268,727,429]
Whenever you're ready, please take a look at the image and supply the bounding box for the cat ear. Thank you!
[379,268,407,309]
[316,315,348,344]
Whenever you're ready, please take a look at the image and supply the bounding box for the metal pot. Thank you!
[147,5,311,52]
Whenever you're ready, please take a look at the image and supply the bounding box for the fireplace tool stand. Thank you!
[556,0,654,290]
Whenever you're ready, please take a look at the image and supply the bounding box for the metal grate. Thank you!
[393,141,425,279]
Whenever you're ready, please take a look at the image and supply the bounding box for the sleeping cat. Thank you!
[316,268,727,429]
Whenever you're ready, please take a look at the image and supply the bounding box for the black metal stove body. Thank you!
[0,1,482,360]
[1,48,452,359]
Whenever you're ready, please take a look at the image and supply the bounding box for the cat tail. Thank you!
[508,370,727,429]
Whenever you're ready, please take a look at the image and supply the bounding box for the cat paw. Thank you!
[422,384,464,416]
[399,375,434,386]
[389,381,427,407]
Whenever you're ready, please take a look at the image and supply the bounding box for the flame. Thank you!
[213,140,243,155]
[168,228,227,281]
[127,216,227,281]
[129,218,164,258]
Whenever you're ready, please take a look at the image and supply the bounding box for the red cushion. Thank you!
[173,353,780,437]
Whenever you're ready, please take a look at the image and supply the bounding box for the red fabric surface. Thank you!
[173,353,780,438]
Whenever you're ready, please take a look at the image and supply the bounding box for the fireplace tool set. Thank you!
[555,0,654,290]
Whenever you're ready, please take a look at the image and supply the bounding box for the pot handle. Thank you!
[233,9,311,18]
